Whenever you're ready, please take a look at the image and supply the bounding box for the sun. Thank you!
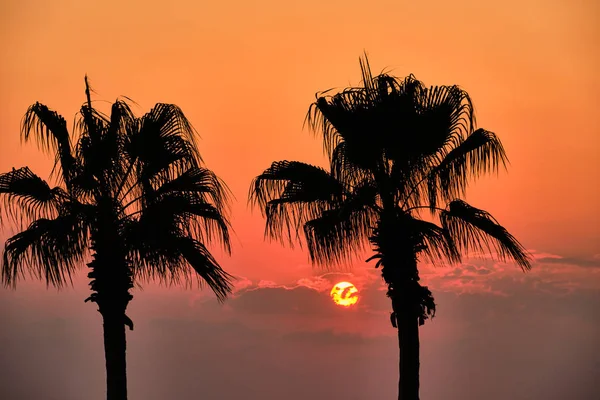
[330,281,359,307]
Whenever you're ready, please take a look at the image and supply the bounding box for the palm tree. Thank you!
[0,78,233,400]
[249,56,531,400]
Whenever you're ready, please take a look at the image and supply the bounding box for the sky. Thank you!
[0,0,599,399]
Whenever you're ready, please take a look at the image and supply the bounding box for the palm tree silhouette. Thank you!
[249,56,532,400]
[0,77,233,400]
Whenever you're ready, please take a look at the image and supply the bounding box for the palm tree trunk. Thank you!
[85,197,133,400]
[374,209,425,400]
[88,225,132,400]
[396,306,420,400]
[101,310,128,400]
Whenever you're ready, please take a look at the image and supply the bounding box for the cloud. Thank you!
[417,250,600,298]
[1,249,599,400]
[535,255,600,268]
[3,276,598,400]
[229,285,333,316]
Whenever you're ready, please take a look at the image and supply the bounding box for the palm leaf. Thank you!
[154,166,230,212]
[0,167,65,224]
[249,161,345,244]
[21,103,76,185]
[106,100,140,198]
[138,193,231,252]
[126,224,233,302]
[177,237,234,302]
[303,203,374,266]
[404,216,460,266]
[124,104,203,206]
[131,103,200,173]
[426,129,507,208]
[301,178,378,265]
[330,141,378,187]
[413,84,474,160]
[367,212,459,269]
[74,106,113,192]
[306,90,385,171]
[440,200,531,270]
[2,207,89,287]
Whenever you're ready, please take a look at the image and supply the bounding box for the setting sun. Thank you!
[330,282,359,307]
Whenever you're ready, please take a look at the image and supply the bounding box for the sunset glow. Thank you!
[330,282,359,307]
[1,0,598,399]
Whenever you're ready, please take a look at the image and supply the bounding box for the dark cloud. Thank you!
[230,285,337,316]
[1,250,599,400]
[536,256,600,268]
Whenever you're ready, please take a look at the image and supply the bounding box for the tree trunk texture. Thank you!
[396,304,420,400]
[102,311,128,400]
[373,208,424,400]
[87,207,133,400]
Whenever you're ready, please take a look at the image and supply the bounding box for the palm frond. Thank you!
[154,167,230,212]
[2,207,89,287]
[126,224,233,302]
[249,161,345,244]
[403,216,460,266]
[330,141,377,187]
[426,129,507,208]
[440,200,531,270]
[392,160,429,210]
[413,84,474,159]
[367,212,458,270]
[21,103,76,185]
[303,202,375,266]
[125,104,202,204]
[0,167,65,224]
[106,98,137,199]
[306,90,384,172]
[307,58,474,175]
[137,193,231,252]
[134,103,200,170]
[142,103,199,152]
[104,100,137,193]
[177,237,234,302]
[251,161,343,206]
[301,178,378,265]
[75,103,110,145]
[73,105,115,193]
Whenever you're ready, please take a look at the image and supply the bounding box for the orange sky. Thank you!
[1,0,598,279]
[1,1,599,399]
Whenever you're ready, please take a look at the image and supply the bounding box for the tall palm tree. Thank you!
[250,56,531,400]
[0,78,233,400]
